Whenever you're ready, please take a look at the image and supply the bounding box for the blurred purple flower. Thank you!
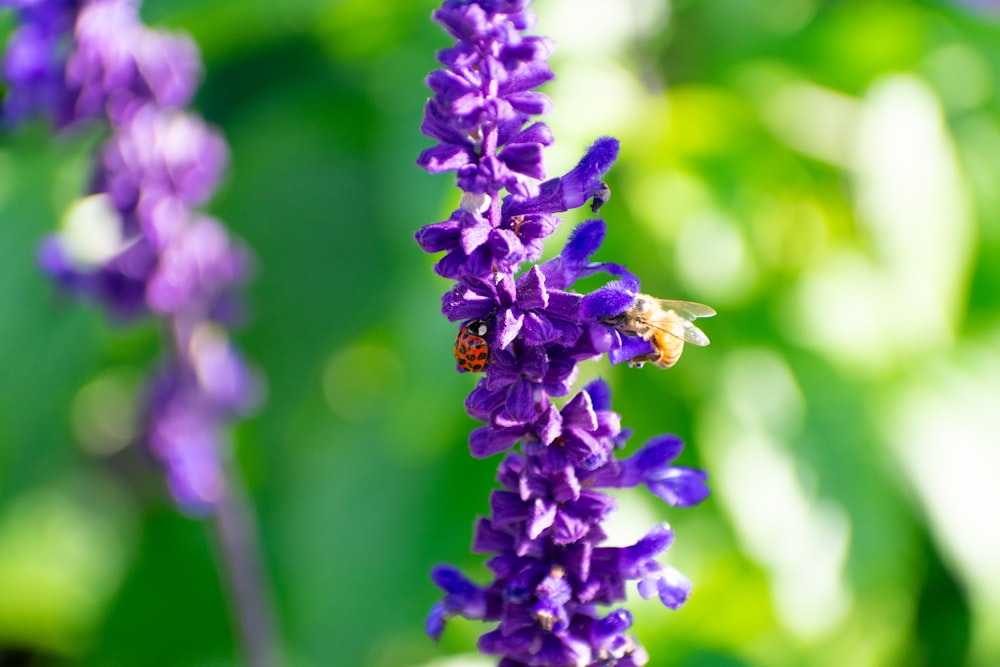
[3,0,256,514]
[1,0,79,125]
[97,104,230,238]
[68,0,200,124]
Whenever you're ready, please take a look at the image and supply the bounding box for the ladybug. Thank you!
[454,320,489,373]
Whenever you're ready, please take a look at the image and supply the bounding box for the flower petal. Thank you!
[495,307,524,349]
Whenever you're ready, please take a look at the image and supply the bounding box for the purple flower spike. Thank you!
[417,2,709,664]
[7,5,286,664]
[419,0,554,198]
[6,0,259,513]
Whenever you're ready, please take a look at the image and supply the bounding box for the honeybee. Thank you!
[601,294,715,369]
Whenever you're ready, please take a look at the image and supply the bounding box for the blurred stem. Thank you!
[211,470,284,667]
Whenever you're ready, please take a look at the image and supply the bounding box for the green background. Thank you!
[1,0,999,665]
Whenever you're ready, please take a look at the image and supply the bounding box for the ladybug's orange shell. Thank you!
[454,329,489,373]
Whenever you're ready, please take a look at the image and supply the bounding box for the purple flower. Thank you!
[416,139,618,280]
[97,105,230,240]
[143,323,258,515]
[581,279,660,365]
[418,0,554,197]
[427,565,492,641]
[581,524,693,610]
[465,340,579,435]
[1,0,79,125]
[504,136,620,217]
[538,217,636,291]
[145,368,228,512]
[430,441,692,664]
[145,215,250,319]
[521,380,623,470]
[2,0,201,128]
[5,0,257,513]
[580,433,710,511]
[68,0,201,124]
[617,434,711,506]
[442,265,582,348]
[6,5,285,663]
[418,1,710,664]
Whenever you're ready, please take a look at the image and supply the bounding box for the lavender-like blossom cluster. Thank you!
[3,0,256,512]
[417,2,710,665]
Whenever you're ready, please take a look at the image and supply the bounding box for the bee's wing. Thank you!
[658,300,716,320]
[648,308,712,346]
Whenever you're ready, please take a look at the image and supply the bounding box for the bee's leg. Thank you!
[628,349,658,367]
